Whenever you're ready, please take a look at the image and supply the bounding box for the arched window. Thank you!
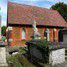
[44,31,47,40]
[58,30,63,42]
[22,28,26,39]
[53,28,56,41]
[44,28,50,41]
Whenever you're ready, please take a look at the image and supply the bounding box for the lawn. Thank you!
[7,46,36,67]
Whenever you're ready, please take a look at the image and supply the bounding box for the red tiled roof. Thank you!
[8,2,67,27]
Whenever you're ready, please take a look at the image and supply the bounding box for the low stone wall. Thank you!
[49,48,65,65]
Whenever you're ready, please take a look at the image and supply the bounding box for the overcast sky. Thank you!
[0,0,67,26]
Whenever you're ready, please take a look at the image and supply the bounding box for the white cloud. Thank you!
[44,0,61,2]
[0,0,7,26]
[44,0,67,4]
[26,0,40,1]
[62,0,67,4]
[1,0,67,26]
[0,5,7,14]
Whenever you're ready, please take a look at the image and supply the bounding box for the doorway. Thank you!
[58,30,63,42]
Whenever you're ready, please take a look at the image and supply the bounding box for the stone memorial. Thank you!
[26,40,50,63]
[49,43,66,66]
[49,48,65,65]
[30,46,43,60]
[31,20,41,39]
[26,20,66,66]
[26,40,67,66]
[0,41,8,67]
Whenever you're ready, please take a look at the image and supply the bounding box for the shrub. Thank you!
[26,39,51,63]
[7,54,23,67]
[7,47,36,67]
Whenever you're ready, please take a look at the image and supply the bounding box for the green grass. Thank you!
[65,56,67,61]
[7,47,36,67]
[7,54,36,67]
[65,54,67,61]
[18,54,36,67]
[7,55,23,67]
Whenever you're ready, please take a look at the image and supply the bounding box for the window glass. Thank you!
[44,28,50,41]
[22,28,26,39]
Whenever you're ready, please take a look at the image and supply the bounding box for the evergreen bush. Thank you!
[26,39,52,63]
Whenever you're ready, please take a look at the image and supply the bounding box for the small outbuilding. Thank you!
[7,2,67,46]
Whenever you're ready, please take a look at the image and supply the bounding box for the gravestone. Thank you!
[26,40,67,66]
[49,44,67,66]
[30,46,43,60]
[0,41,8,67]
[26,40,50,63]
[49,48,65,65]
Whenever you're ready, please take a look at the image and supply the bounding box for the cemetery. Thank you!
[0,1,67,67]
[6,40,67,67]
[0,13,67,67]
